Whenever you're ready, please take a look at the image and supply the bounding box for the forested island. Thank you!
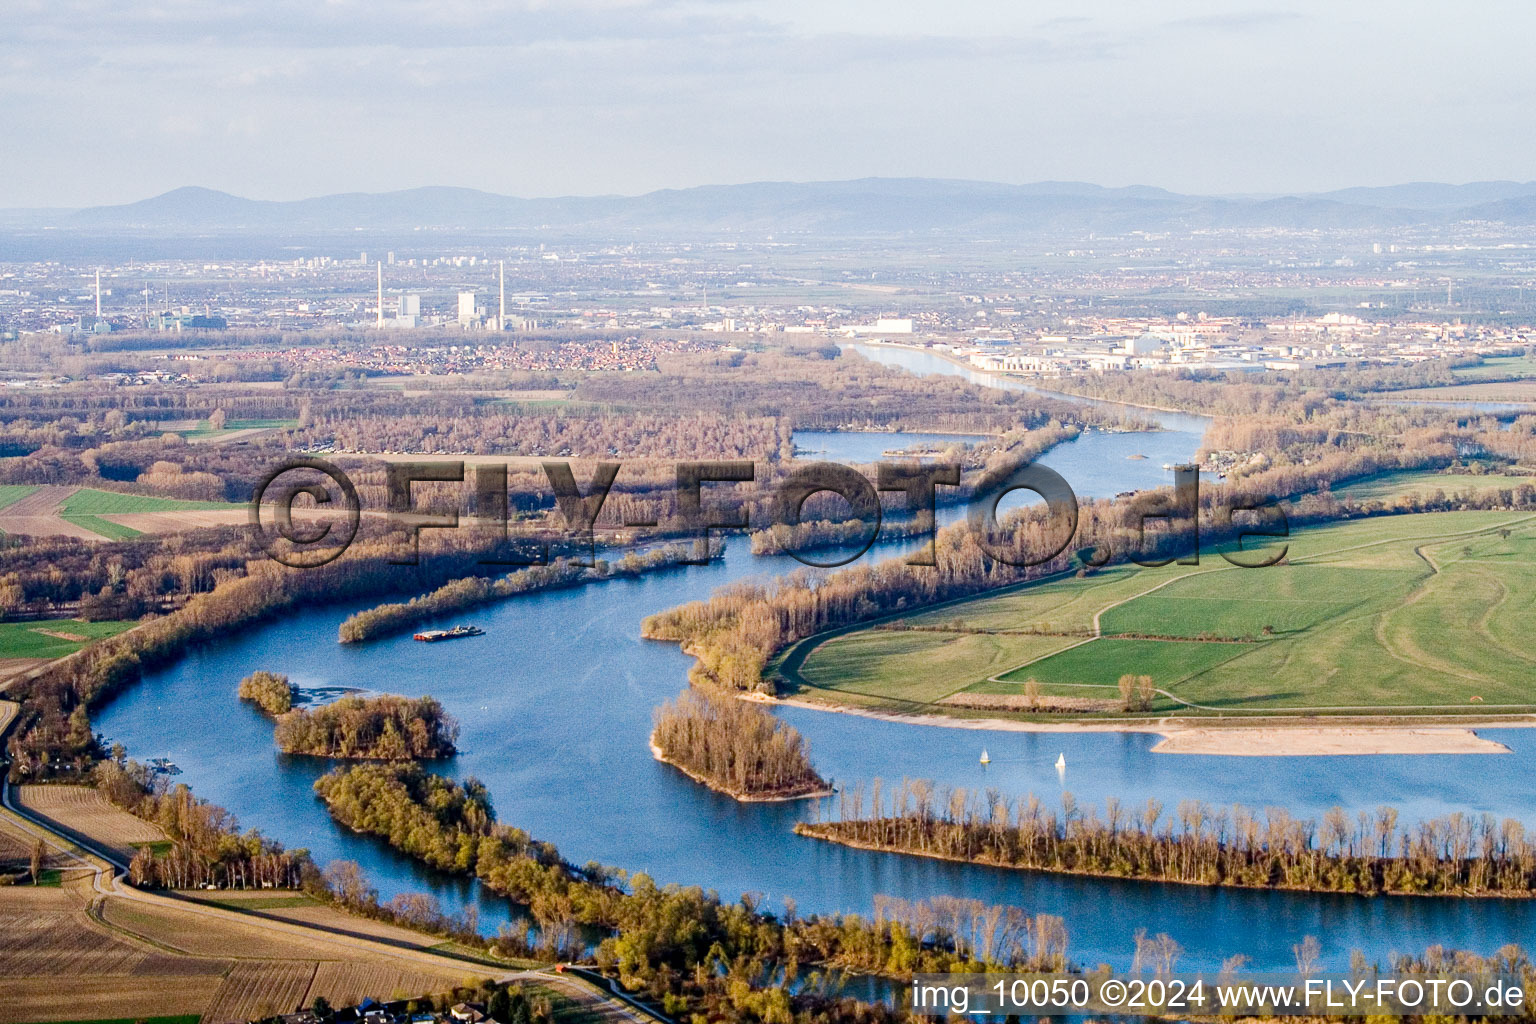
[749,517,931,556]
[315,763,538,872]
[272,694,458,760]
[649,689,830,801]
[236,670,295,715]
[798,782,1536,897]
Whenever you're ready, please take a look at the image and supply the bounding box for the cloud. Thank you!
[1161,10,1305,31]
[3,0,776,52]
[1,0,1533,205]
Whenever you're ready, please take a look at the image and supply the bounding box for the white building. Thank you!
[845,317,914,336]
[457,291,477,326]
[1123,333,1166,356]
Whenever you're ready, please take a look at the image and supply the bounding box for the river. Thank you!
[92,348,1536,973]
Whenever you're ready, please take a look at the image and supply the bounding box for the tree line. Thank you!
[650,688,829,800]
[298,408,791,461]
[89,758,309,890]
[798,779,1536,897]
[1044,358,1475,416]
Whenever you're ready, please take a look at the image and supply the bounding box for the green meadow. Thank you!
[1327,469,1535,505]
[0,619,138,660]
[1452,355,1536,380]
[181,416,298,438]
[59,489,233,514]
[779,510,1536,717]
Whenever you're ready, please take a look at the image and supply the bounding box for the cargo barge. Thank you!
[412,625,485,642]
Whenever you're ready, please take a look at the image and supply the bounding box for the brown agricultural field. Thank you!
[239,906,447,949]
[306,960,479,1008]
[100,897,327,960]
[0,975,226,1024]
[0,883,227,1024]
[0,659,48,687]
[16,784,166,861]
[203,960,319,1024]
[102,509,251,533]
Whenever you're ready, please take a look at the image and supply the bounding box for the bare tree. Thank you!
[1293,935,1321,976]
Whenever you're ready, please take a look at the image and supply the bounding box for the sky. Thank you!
[3,0,1534,207]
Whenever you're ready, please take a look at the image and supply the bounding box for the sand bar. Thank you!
[769,695,1519,756]
[1152,726,1510,756]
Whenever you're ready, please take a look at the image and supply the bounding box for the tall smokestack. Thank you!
[376,262,384,328]
[95,270,101,319]
[499,260,506,331]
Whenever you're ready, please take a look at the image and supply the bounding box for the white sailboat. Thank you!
[979,748,991,765]
[1055,752,1066,770]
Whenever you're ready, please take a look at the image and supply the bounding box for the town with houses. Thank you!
[1,232,1533,385]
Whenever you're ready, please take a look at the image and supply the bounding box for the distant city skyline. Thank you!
[4,0,1534,208]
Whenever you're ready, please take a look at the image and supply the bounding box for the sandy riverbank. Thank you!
[1151,726,1511,756]
[765,694,1518,756]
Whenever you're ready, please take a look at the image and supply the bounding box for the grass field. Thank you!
[0,851,508,1024]
[1382,380,1536,403]
[182,417,298,439]
[56,489,234,539]
[781,510,1536,718]
[783,629,1070,706]
[202,894,315,910]
[1328,469,1536,504]
[0,883,226,1024]
[59,515,141,540]
[59,489,232,515]
[1453,355,1536,380]
[529,981,625,1024]
[0,620,137,660]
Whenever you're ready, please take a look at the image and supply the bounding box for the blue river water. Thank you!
[793,430,984,465]
[90,348,1536,973]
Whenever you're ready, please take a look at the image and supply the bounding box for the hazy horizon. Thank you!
[4,0,1534,208]
[11,174,1536,214]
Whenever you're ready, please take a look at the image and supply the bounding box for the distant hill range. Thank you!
[16,178,1536,235]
